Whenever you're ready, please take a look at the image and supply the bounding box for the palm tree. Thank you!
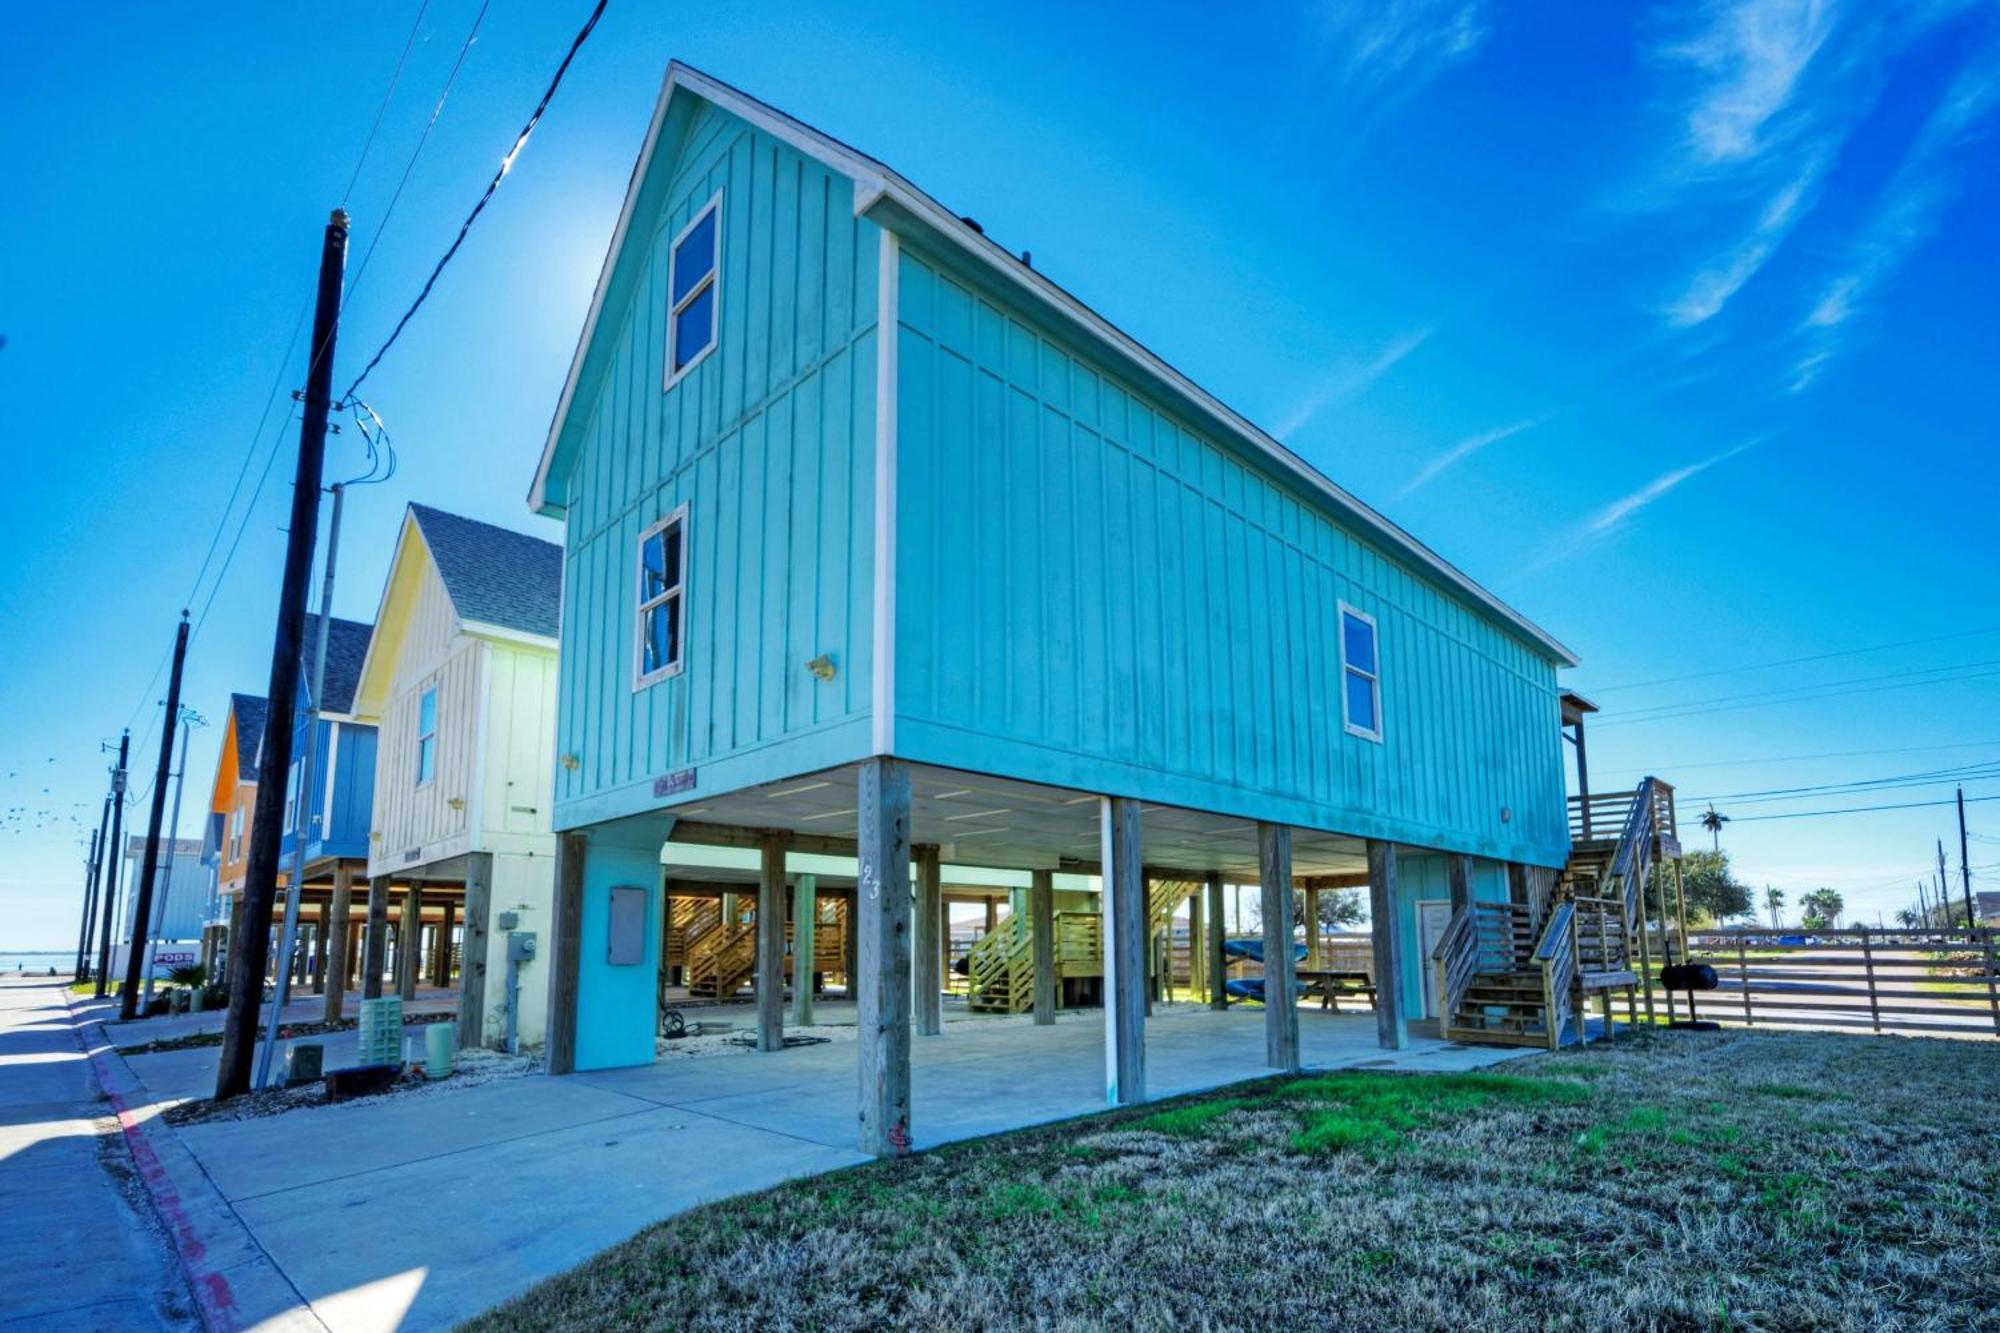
[1763,885,1784,930]
[1701,805,1730,852]
[1799,887,1845,930]
[1895,908,1918,930]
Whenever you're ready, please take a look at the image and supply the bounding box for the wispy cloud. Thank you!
[1583,436,1764,536]
[1790,44,2000,387]
[1273,328,1433,441]
[1663,151,1829,326]
[1310,1,1489,105]
[1396,418,1541,498]
[1525,436,1766,574]
[1666,0,1842,166]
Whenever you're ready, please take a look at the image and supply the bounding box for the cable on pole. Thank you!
[341,0,609,404]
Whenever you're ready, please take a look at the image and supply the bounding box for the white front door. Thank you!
[1417,899,1454,1019]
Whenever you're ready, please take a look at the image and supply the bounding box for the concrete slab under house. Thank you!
[529,62,1685,1158]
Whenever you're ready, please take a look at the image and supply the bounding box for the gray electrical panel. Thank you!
[507,931,537,963]
[607,885,647,966]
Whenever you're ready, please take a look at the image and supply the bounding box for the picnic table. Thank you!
[1296,968,1376,1013]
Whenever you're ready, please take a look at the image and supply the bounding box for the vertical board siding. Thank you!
[483,643,558,851]
[368,559,478,871]
[893,248,1568,866]
[552,105,880,829]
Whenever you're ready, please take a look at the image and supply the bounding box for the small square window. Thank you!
[1339,604,1382,742]
[416,686,438,786]
[666,194,721,383]
[636,510,687,687]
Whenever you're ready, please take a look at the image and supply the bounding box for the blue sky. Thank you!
[3,1,1996,947]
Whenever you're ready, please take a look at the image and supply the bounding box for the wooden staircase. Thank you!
[965,910,1104,1013]
[1433,778,1678,1049]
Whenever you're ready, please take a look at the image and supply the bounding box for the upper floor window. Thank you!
[416,686,438,787]
[636,508,687,687]
[1339,604,1381,742]
[666,194,721,384]
[229,807,244,861]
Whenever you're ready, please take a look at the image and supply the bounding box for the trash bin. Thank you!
[424,1022,455,1079]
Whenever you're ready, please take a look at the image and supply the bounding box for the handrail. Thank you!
[1537,900,1578,1050]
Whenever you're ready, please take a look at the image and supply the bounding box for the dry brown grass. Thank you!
[466,1030,2000,1331]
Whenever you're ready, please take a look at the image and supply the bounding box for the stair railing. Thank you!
[1535,900,1579,1050]
[1431,900,1534,1024]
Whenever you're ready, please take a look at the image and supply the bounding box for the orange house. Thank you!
[202,692,266,970]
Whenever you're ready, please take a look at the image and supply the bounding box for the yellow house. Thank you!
[352,504,563,1050]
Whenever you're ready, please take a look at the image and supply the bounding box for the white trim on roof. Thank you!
[528,61,1579,669]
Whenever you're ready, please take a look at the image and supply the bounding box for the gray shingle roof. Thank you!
[305,613,375,715]
[409,504,563,639]
[229,693,267,769]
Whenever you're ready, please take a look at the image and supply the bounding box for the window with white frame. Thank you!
[1339,604,1382,741]
[636,510,686,686]
[415,686,438,786]
[229,807,244,861]
[665,194,721,382]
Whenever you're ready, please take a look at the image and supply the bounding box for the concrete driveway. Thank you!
[78,991,1523,1331]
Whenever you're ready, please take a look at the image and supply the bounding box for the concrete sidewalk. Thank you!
[84,991,1527,1331]
[0,977,196,1330]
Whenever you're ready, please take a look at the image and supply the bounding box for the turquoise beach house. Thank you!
[529,64,1600,1157]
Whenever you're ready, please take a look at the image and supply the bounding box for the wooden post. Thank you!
[1366,840,1407,1050]
[1983,929,2000,1037]
[855,758,912,1157]
[347,922,362,987]
[1030,868,1056,1025]
[1447,855,1473,913]
[1102,797,1146,1105]
[310,900,329,994]
[362,875,389,1000]
[791,872,818,1027]
[434,898,457,987]
[398,881,424,1000]
[1205,871,1227,1010]
[756,832,787,1053]
[1259,823,1299,1073]
[841,886,858,996]
[1860,927,1881,1033]
[545,832,585,1076]
[1737,936,1753,1026]
[1142,873,1155,1018]
[323,864,353,1024]
[1186,890,1204,999]
[913,844,943,1036]
[1304,887,1321,970]
[459,852,493,1049]
[1630,862,1657,1025]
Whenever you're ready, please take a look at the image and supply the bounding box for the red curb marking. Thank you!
[63,989,244,1333]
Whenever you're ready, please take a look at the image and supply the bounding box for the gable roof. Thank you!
[228,693,267,771]
[304,614,375,716]
[408,504,563,639]
[530,62,1578,669]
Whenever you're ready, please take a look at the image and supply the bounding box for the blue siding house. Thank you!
[275,614,377,988]
[530,65,1593,1155]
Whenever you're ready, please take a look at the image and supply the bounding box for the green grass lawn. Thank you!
[468,1030,2000,1331]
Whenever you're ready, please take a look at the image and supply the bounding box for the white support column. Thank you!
[1368,839,1409,1050]
[856,758,913,1156]
[1259,823,1300,1073]
[1101,796,1146,1105]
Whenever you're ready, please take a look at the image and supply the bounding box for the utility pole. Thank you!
[217,209,349,1102]
[1959,787,1976,929]
[141,707,204,1001]
[257,482,345,1090]
[121,612,191,1020]
[94,732,130,998]
[77,790,113,978]
[1938,841,1952,928]
[74,826,102,980]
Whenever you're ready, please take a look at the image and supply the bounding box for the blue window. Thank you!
[636,508,687,686]
[1339,604,1381,741]
[667,194,721,380]
[416,686,438,786]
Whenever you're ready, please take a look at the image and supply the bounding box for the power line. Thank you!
[345,0,492,307]
[1590,624,2000,694]
[1729,793,2000,823]
[191,408,299,639]
[1603,656,2000,722]
[1623,738,2000,775]
[1685,760,2000,805]
[341,0,608,403]
[1595,662,2000,729]
[342,0,435,206]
